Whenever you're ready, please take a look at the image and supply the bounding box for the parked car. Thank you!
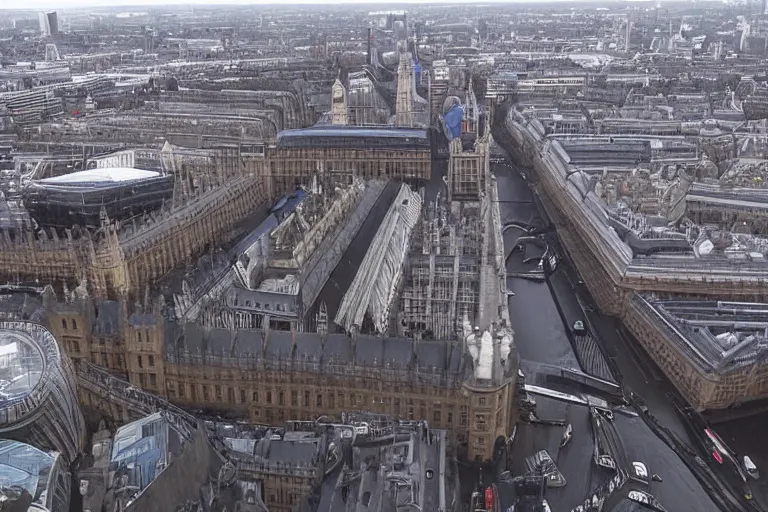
[573,320,587,336]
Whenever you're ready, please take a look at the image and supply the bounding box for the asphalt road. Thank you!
[493,161,721,512]
[497,169,580,373]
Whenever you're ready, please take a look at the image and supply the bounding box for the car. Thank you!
[631,461,650,486]
[573,320,587,336]
[596,454,616,470]
[744,456,759,479]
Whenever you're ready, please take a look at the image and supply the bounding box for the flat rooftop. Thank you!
[636,296,768,372]
[36,168,161,185]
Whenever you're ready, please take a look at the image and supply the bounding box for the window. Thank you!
[433,410,441,423]
[228,387,235,402]
[240,390,246,403]
[179,384,186,398]
[291,391,298,406]
[215,385,222,400]
[279,391,285,406]
[61,319,67,330]
[137,331,142,343]
[149,373,156,387]
[253,392,259,403]
[139,373,146,387]
[304,391,310,407]
[477,437,485,446]
[138,355,143,369]
[316,394,322,407]
[447,412,453,424]
[72,319,77,330]
[266,391,272,404]
[479,397,486,406]
[148,355,155,367]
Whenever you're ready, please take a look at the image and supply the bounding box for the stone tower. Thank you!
[396,49,416,128]
[331,78,348,125]
[463,325,518,462]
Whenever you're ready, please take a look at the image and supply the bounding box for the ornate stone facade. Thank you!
[267,144,431,193]
[498,106,768,412]
[0,161,271,301]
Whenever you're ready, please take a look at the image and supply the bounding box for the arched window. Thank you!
[72,319,77,330]
[61,318,67,330]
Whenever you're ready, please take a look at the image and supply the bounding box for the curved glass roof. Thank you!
[0,439,54,500]
[0,330,43,405]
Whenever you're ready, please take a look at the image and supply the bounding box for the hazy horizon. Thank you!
[1,0,637,12]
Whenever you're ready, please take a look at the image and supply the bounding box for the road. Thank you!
[493,161,722,511]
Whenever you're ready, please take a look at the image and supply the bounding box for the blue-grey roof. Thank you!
[265,439,319,464]
[416,340,448,370]
[383,337,414,367]
[324,334,353,362]
[355,335,384,366]
[265,330,293,360]
[294,331,324,361]
[233,329,264,358]
[232,215,279,256]
[128,312,158,328]
[279,126,427,139]
[167,323,466,384]
[94,301,122,336]
[276,126,429,150]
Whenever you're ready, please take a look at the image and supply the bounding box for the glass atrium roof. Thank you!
[0,330,44,405]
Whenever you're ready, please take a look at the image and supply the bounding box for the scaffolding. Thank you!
[400,199,484,340]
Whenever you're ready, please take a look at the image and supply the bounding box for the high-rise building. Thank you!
[38,11,58,36]
[38,11,50,36]
[47,11,59,36]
